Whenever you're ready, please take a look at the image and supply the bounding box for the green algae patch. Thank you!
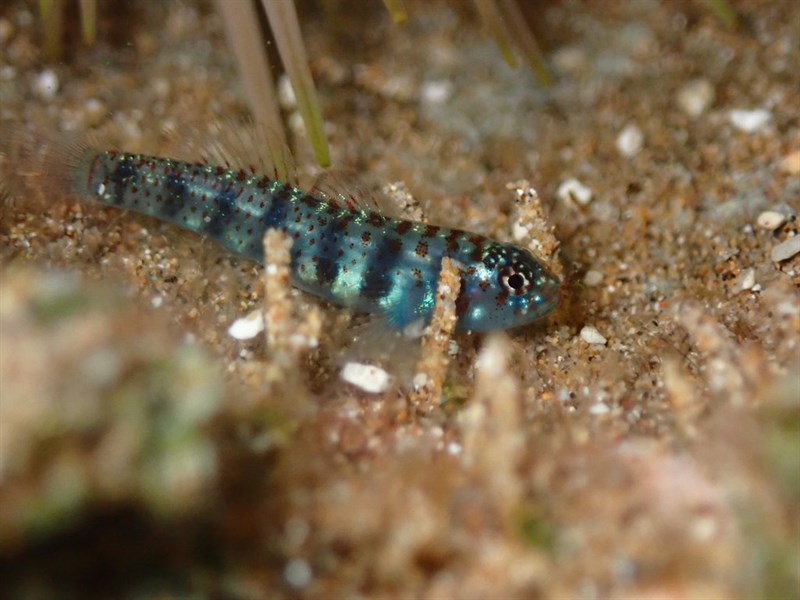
[519,510,557,553]
[0,267,224,547]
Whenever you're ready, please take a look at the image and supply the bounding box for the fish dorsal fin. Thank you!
[161,121,223,166]
[311,169,403,219]
[208,118,297,183]
[198,118,298,185]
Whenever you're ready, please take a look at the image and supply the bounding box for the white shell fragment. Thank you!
[420,79,453,105]
[227,308,265,340]
[729,108,772,133]
[583,270,604,286]
[589,402,610,415]
[676,79,714,117]
[284,558,312,589]
[739,268,756,291]
[277,74,297,109]
[580,325,607,345]
[341,362,390,394]
[771,236,800,263]
[616,123,644,157]
[34,69,59,100]
[557,178,594,206]
[756,210,787,231]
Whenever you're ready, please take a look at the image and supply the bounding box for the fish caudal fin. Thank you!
[0,123,99,202]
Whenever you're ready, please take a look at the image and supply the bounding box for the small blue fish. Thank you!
[2,130,560,332]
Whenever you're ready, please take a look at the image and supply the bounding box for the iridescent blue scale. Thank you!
[82,151,560,332]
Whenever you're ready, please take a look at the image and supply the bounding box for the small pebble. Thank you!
[287,111,305,135]
[557,178,594,206]
[33,69,59,100]
[771,236,800,263]
[551,46,588,76]
[412,372,428,390]
[512,222,529,242]
[729,108,772,133]
[284,559,312,589]
[589,402,610,415]
[448,339,460,356]
[83,98,107,126]
[779,151,800,175]
[341,362,390,394]
[739,268,756,291]
[446,441,462,456]
[756,210,787,231]
[616,123,644,157]
[278,74,297,109]
[691,515,719,542]
[583,270,604,286]
[227,309,265,340]
[580,325,607,345]
[676,79,714,117]
[420,79,453,105]
[151,77,171,99]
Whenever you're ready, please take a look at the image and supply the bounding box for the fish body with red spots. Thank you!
[5,138,560,332]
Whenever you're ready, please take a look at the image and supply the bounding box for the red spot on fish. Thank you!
[446,230,461,253]
[386,237,402,254]
[455,287,470,316]
[424,224,440,238]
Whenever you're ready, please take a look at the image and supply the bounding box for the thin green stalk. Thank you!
[262,0,331,167]
[215,0,288,158]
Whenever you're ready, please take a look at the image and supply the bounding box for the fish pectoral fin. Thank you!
[336,314,423,379]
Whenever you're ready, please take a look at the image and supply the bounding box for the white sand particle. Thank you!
[676,79,714,117]
[557,178,594,206]
[34,69,59,100]
[739,268,756,291]
[580,325,607,345]
[771,236,800,263]
[756,210,787,231]
[616,123,644,157]
[227,309,265,340]
[583,270,604,286]
[729,108,772,133]
[341,362,390,394]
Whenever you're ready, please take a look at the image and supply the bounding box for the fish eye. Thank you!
[500,265,530,295]
[508,273,526,290]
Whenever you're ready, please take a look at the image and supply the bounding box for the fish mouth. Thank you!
[544,273,563,309]
[522,271,561,323]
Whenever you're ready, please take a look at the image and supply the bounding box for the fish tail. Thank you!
[0,123,99,202]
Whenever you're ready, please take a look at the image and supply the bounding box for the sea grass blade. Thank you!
[262,0,331,167]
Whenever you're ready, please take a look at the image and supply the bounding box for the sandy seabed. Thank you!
[1,0,798,598]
